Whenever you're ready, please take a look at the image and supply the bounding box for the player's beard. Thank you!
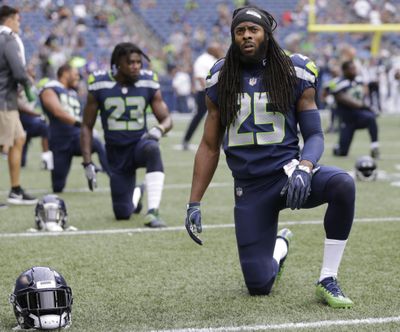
[235,39,267,65]
[123,73,139,84]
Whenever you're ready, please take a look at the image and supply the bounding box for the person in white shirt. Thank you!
[182,42,224,150]
[171,65,191,113]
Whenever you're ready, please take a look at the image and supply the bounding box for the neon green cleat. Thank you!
[276,228,293,281]
[316,277,353,308]
[144,209,166,228]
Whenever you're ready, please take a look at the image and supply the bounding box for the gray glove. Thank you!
[141,126,164,141]
[82,162,97,191]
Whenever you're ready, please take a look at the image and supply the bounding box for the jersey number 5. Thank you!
[228,93,285,147]
[105,96,146,131]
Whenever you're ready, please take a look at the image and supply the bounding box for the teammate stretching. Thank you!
[81,43,172,227]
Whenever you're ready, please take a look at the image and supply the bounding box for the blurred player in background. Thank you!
[332,60,380,158]
[18,86,53,170]
[81,42,172,227]
[39,63,109,193]
[185,5,355,308]
[181,42,224,150]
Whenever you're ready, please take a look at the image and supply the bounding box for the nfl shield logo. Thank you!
[249,78,257,86]
[236,187,243,197]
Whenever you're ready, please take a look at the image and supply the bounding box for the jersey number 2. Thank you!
[228,93,285,147]
[105,96,145,131]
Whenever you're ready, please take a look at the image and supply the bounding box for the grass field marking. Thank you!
[152,316,400,332]
[0,217,399,238]
[0,182,232,195]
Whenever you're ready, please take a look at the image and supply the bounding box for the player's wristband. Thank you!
[187,202,200,209]
[156,125,165,135]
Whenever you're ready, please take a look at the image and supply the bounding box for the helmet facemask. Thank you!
[35,195,67,231]
[355,156,377,181]
[10,267,73,330]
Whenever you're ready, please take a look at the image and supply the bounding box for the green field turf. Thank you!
[0,112,399,331]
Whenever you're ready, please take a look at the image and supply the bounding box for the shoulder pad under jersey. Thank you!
[290,53,319,83]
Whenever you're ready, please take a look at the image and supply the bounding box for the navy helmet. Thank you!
[10,266,73,330]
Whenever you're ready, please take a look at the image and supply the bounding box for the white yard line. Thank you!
[0,217,399,238]
[152,316,400,332]
[0,182,231,195]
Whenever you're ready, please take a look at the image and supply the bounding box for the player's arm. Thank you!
[80,92,99,191]
[40,89,78,126]
[334,90,364,109]
[281,87,323,210]
[80,92,98,164]
[296,87,324,170]
[185,95,224,244]
[189,95,224,202]
[150,90,173,135]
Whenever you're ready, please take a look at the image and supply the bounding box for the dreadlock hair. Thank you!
[110,42,150,74]
[218,6,297,128]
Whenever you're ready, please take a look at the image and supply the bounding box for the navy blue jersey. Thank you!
[206,53,318,179]
[87,70,160,146]
[331,76,365,114]
[39,80,81,138]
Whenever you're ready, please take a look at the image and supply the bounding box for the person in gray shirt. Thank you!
[0,5,37,206]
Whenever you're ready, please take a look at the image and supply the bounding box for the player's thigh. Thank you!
[233,176,284,248]
[354,111,375,128]
[106,144,136,172]
[25,118,47,137]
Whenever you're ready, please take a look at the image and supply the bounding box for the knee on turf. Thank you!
[113,204,132,220]
[333,146,348,156]
[241,260,276,296]
[52,185,64,193]
[247,278,275,296]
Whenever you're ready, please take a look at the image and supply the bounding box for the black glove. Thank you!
[82,162,97,191]
[281,165,312,210]
[141,126,164,141]
[185,202,203,245]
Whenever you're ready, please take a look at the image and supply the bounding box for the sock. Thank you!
[319,238,347,282]
[273,238,288,265]
[370,141,379,149]
[132,186,142,209]
[11,186,21,192]
[41,151,54,170]
[145,171,165,211]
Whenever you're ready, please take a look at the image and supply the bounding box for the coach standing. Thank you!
[0,5,37,206]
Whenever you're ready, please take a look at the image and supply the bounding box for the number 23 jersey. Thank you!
[206,53,318,179]
[87,70,160,146]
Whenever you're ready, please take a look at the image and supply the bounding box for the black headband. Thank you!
[231,6,276,37]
